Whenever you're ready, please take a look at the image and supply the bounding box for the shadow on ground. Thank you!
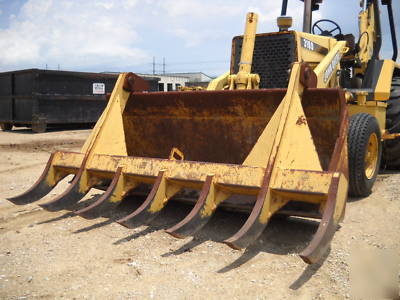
[35,191,323,288]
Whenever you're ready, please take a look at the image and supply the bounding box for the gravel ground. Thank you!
[0,128,399,299]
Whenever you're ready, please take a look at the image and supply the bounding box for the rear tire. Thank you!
[348,113,382,197]
[383,76,400,169]
[0,123,13,131]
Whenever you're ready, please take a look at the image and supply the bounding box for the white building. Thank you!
[139,72,213,91]
[138,73,189,92]
[164,72,213,83]
[103,72,213,92]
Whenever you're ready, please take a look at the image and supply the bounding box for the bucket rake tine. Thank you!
[74,167,122,219]
[7,153,64,205]
[223,191,267,250]
[299,199,336,264]
[39,167,88,212]
[117,170,180,228]
[299,175,343,264]
[166,175,218,238]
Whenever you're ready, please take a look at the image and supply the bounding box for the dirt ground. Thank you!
[0,128,399,299]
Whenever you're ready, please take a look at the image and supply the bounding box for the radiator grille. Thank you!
[231,33,297,88]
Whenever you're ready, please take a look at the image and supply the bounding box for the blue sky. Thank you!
[0,0,398,76]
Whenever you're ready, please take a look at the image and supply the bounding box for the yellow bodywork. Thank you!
[9,11,355,264]
[374,60,397,100]
[227,12,261,90]
[356,1,378,72]
[8,0,400,267]
[32,24,349,263]
[45,60,347,218]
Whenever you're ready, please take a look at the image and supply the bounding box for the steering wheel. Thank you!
[312,19,342,37]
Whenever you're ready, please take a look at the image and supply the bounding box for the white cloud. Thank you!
[95,2,115,10]
[148,1,285,48]
[3,0,394,73]
[0,0,292,71]
[159,0,243,18]
[0,0,150,71]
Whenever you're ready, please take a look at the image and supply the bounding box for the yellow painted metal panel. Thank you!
[272,169,332,195]
[313,41,347,88]
[297,32,332,63]
[206,71,229,90]
[84,154,266,190]
[375,60,395,100]
[348,104,387,132]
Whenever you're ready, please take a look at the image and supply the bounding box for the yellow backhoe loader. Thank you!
[7,0,399,264]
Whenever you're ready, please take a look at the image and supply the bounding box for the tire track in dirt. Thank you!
[0,207,49,233]
[0,139,85,153]
[0,162,46,174]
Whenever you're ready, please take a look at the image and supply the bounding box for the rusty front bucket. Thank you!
[8,65,348,264]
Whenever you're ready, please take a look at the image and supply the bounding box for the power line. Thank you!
[132,59,229,66]
[165,60,229,65]
[103,58,230,75]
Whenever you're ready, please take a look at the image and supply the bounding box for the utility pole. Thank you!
[153,56,156,75]
[163,57,166,74]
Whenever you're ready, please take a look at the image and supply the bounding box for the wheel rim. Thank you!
[364,133,378,179]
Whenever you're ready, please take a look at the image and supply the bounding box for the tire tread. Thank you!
[348,113,382,196]
[383,76,400,169]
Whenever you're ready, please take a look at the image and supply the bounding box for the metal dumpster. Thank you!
[0,69,158,133]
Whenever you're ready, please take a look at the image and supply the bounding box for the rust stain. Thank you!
[123,72,150,92]
[123,89,286,164]
[296,115,307,125]
[248,13,254,23]
[300,63,317,89]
